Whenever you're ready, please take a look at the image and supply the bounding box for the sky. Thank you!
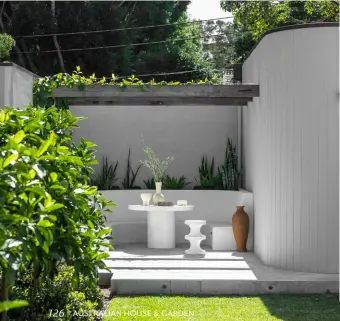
[187,0,233,21]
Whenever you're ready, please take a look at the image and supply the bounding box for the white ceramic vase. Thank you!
[152,182,165,205]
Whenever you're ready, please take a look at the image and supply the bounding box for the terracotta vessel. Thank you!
[232,206,249,252]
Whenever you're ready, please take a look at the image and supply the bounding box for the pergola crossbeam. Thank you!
[52,84,259,106]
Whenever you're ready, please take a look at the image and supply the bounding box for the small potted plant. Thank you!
[140,145,173,205]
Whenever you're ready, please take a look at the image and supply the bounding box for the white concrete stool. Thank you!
[184,220,206,255]
[209,224,236,251]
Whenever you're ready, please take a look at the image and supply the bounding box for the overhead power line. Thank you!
[13,33,228,54]
[99,68,234,80]
[14,16,233,39]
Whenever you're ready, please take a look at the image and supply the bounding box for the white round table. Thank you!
[128,205,194,249]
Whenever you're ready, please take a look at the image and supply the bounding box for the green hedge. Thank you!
[9,265,104,321]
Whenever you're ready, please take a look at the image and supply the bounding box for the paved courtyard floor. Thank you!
[99,244,339,295]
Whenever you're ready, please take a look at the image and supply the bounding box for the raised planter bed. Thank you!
[101,189,254,250]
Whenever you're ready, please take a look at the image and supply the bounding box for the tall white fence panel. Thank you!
[242,24,339,273]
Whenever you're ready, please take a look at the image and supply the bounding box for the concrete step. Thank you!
[108,268,338,295]
[110,269,259,295]
[98,249,339,295]
[110,277,338,295]
[103,259,250,269]
[98,258,250,286]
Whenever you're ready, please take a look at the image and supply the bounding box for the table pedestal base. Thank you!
[147,210,175,249]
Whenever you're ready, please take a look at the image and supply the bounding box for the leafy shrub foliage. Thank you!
[0,106,114,315]
[33,67,221,108]
[0,301,28,315]
[0,33,15,61]
[9,265,103,321]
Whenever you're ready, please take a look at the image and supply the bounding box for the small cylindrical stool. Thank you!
[184,220,206,255]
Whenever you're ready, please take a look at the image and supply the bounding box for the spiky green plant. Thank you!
[163,175,190,190]
[194,156,222,189]
[144,178,156,189]
[122,148,142,189]
[90,157,120,190]
[218,138,242,190]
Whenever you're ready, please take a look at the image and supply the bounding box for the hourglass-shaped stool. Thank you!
[184,220,206,255]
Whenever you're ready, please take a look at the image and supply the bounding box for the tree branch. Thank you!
[7,1,38,73]
[51,0,66,72]
[19,39,38,73]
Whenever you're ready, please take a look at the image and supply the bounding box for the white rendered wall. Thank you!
[242,25,339,273]
[101,190,253,250]
[0,64,35,109]
[70,104,239,188]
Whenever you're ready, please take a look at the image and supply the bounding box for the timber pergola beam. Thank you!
[52,84,259,106]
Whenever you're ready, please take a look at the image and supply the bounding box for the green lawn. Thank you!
[103,294,340,321]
